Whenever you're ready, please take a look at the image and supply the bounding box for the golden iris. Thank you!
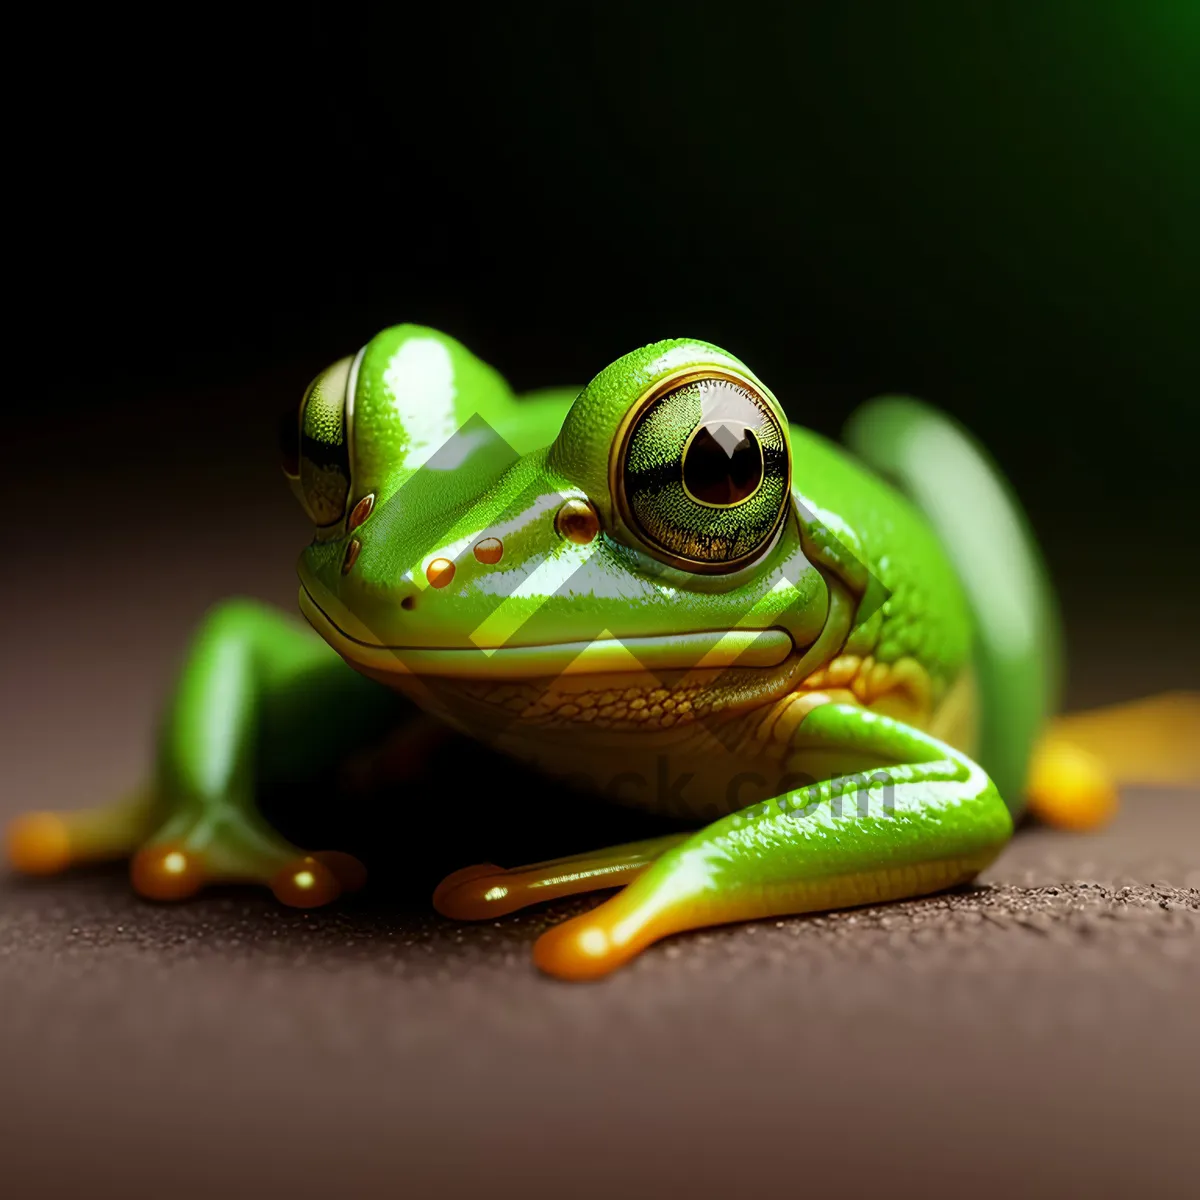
[618,374,789,571]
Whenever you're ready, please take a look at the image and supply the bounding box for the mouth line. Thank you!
[298,583,795,679]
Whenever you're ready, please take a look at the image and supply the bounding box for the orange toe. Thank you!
[5,812,73,876]
[270,856,342,908]
[432,863,503,919]
[532,895,667,981]
[131,844,205,901]
[1026,740,1119,830]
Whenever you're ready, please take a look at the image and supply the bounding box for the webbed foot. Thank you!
[7,796,365,909]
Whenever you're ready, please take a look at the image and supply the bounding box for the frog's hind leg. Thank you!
[433,834,688,920]
[1026,691,1200,830]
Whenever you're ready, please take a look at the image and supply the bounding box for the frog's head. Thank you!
[287,325,830,695]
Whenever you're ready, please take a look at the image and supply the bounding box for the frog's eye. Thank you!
[613,371,791,572]
[285,355,354,533]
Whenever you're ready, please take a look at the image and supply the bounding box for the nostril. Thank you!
[401,595,416,611]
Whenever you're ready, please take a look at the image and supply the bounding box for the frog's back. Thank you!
[829,399,1061,810]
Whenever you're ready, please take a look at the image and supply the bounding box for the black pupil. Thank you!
[683,424,763,505]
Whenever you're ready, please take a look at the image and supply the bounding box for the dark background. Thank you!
[15,3,1199,608]
[4,6,1198,1198]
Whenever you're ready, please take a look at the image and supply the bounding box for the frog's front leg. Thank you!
[533,704,1014,980]
[6,599,369,907]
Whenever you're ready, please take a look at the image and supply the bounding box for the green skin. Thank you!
[61,326,1061,972]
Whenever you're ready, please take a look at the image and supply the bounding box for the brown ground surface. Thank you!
[1,424,1197,1199]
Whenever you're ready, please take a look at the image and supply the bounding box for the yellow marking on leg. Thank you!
[887,657,933,712]
[770,691,846,744]
[433,834,687,921]
[926,667,979,758]
[793,654,935,724]
[826,654,864,687]
[533,851,1000,981]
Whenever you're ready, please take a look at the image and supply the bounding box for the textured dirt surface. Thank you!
[2,797,1198,1199]
[1,433,1197,1199]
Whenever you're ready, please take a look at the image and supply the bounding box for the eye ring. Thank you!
[609,367,792,574]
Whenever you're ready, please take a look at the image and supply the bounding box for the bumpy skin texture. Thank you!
[9,325,1064,978]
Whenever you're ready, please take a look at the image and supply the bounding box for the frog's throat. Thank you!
[297,581,797,679]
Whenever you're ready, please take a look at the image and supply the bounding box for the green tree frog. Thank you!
[10,325,1193,980]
